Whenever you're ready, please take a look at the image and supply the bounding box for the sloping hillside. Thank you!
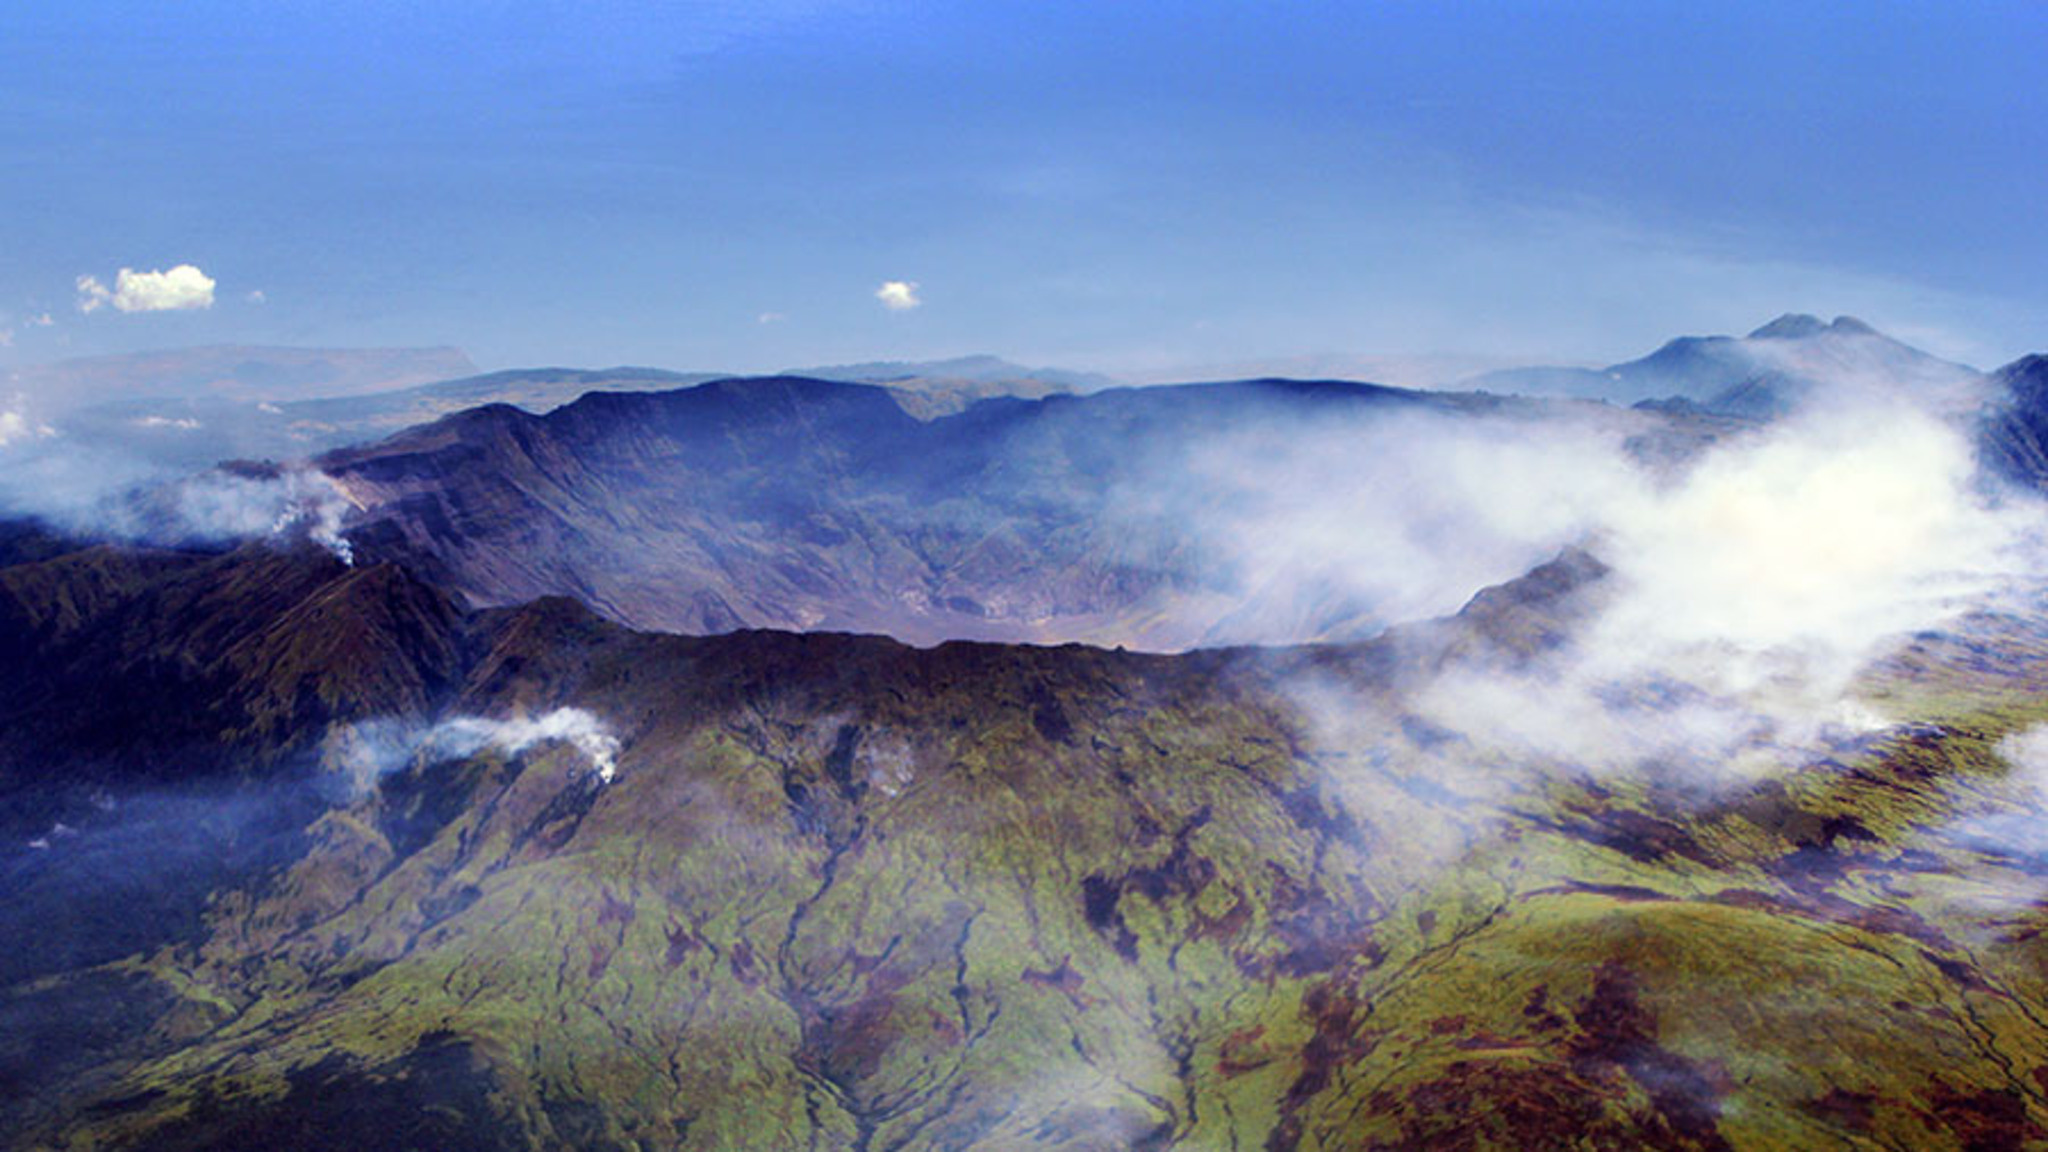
[8,540,2048,1148]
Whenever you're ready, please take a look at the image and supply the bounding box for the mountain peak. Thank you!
[1747,313,1829,340]
[1999,352,2048,381]
[1747,313,1883,341]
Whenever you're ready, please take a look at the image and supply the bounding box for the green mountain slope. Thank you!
[8,543,2048,1148]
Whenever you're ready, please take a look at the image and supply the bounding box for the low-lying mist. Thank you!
[0,781,320,986]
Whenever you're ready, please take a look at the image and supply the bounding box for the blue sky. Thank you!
[3,1,2044,376]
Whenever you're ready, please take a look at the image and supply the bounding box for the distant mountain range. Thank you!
[11,355,1103,477]
[5,345,478,412]
[789,354,1114,417]
[1466,313,1981,416]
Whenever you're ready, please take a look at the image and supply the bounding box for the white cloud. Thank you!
[245,289,266,305]
[132,415,202,431]
[875,280,921,311]
[757,311,786,325]
[76,264,217,313]
[1127,351,2040,788]
[0,402,56,447]
[1167,410,1635,634]
[0,310,56,345]
[1593,403,2009,682]
[1403,397,2032,781]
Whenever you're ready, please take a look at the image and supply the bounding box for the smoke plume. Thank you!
[326,707,622,796]
[0,423,359,565]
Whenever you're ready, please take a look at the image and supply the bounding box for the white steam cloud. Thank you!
[428,711,622,783]
[875,280,921,310]
[1162,409,1637,637]
[0,451,360,566]
[1394,399,2030,783]
[1601,408,2003,660]
[76,264,217,313]
[326,707,623,796]
[1165,371,2044,793]
[168,467,358,565]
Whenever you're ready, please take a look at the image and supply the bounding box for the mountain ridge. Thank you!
[8,531,2048,1148]
[1466,313,1979,415]
[315,373,1706,650]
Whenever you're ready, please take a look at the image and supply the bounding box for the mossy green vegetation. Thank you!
[11,550,2048,1148]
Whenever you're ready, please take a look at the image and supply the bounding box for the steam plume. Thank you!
[326,707,623,796]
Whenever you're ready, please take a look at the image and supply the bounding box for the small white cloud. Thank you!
[0,402,56,447]
[757,311,786,325]
[26,313,52,328]
[132,415,202,431]
[77,264,217,313]
[246,289,266,305]
[875,280,921,311]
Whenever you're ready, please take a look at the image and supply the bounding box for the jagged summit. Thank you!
[1999,352,2048,385]
[1467,312,1972,412]
[1748,313,1880,340]
[1976,351,2048,488]
[1748,313,1829,340]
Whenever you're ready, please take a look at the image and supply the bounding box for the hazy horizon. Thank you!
[2,2,2042,378]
